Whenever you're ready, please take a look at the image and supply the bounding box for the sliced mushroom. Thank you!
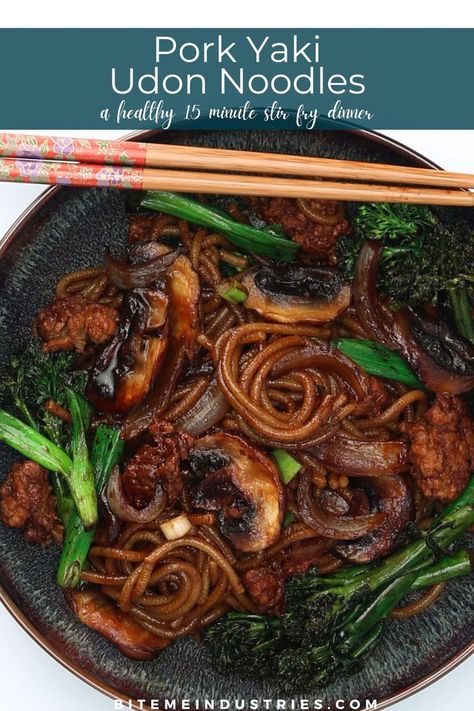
[66,589,169,659]
[184,433,285,552]
[242,264,351,324]
[393,308,474,394]
[166,254,200,359]
[86,287,169,414]
[336,474,414,563]
[121,255,200,438]
[128,240,176,264]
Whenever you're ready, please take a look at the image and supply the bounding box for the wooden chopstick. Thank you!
[1,131,474,189]
[1,156,473,206]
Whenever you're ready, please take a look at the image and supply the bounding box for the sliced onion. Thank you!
[297,468,384,540]
[310,435,407,477]
[98,486,121,544]
[176,378,229,436]
[106,465,167,523]
[336,475,414,562]
[105,247,180,290]
[353,241,396,348]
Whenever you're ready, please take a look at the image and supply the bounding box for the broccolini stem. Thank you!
[325,548,472,595]
[141,191,298,262]
[65,390,97,530]
[347,549,473,657]
[340,572,419,654]
[440,474,474,515]
[218,284,248,304]
[331,338,423,388]
[57,425,123,588]
[10,394,37,431]
[0,409,73,475]
[41,414,75,527]
[350,621,384,661]
[376,503,473,588]
[57,515,94,588]
[411,549,473,590]
[271,449,302,484]
[51,474,74,526]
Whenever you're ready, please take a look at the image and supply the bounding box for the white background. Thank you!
[1,4,474,710]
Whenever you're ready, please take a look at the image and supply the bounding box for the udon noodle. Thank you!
[82,521,257,639]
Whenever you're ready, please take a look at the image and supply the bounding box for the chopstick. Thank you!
[2,132,474,190]
[1,156,473,206]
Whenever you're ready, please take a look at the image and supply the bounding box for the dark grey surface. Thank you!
[0,130,473,707]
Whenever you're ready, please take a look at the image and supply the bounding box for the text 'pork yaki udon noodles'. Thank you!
[1,191,474,690]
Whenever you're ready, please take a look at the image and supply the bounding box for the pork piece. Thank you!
[250,197,350,257]
[243,537,336,608]
[67,589,169,659]
[242,565,284,616]
[0,460,63,545]
[353,375,391,417]
[400,394,474,502]
[122,421,193,508]
[35,296,118,353]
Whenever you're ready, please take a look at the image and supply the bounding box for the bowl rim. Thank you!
[0,126,472,711]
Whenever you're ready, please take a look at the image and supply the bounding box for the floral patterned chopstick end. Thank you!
[0,158,145,189]
[0,133,148,167]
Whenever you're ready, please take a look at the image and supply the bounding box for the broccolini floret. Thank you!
[203,612,282,679]
[336,203,474,343]
[204,477,474,691]
[0,341,87,448]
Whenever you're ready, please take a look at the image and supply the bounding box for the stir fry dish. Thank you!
[1,191,474,691]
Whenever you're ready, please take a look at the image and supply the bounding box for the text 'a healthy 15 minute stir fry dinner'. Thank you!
[1,191,474,690]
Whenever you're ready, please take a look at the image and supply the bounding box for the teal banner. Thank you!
[0,29,472,129]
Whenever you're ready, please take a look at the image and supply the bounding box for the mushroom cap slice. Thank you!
[121,255,201,439]
[242,265,351,324]
[86,287,169,414]
[186,432,285,552]
[66,589,169,660]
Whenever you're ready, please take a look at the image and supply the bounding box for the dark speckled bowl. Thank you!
[0,129,473,710]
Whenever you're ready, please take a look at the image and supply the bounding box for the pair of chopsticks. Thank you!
[0,132,473,206]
